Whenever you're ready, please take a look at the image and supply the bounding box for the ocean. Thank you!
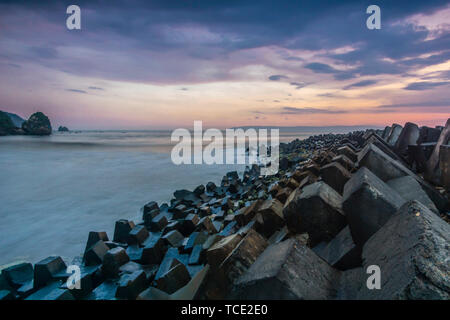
[0,128,367,266]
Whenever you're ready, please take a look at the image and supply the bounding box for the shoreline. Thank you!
[0,120,449,300]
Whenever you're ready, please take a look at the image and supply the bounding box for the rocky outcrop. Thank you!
[0,111,16,136]
[58,126,69,132]
[5,112,25,128]
[21,112,52,136]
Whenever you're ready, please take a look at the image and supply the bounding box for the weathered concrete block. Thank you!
[268,182,281,196]
[439,145,450,191]
[292,170,310,183]
[256,199,285,238]
[418,126,441,144]
[180,214,200,236]
[336,145,357,163]
[116,270,148,300]
[83,231,109,261]
[118,261,143,275]
[299,174,316,189]
[223,214,235,226]
[0,272,12,292]
[312,226,361,271]
[141,236,167,265]
[425,118,450,184]
[171,265,209,300]
[283,182,346,246]
[407,143,436,172]
[358,201,450,299]
[126,245,144,262]
[188,244,205,265]
[142,201,159,217]
[220,230,268,287]
[113,220,135,243]
[104,241,124,250]
[149,213,169,231]
[358,143,447,211]
[200,230,267,299]
[305,163,321,176]
[275,187,293,203]
[102,247,130,278]
[343,167,405,246]
[162,230,185,247]
[162,220,182,235]
[286,177,299,190]
[85,279,118,300]
[172,204,188,219]
[143,209,160,227]
[16,281,34,298]
[234,200,261,226]
[2,262,33,289]
[381,126,391,139]
[127,225,149,245]
[358,143,407,181]
[364,132,408,166]
[184,231,208,253]
[202,234,223,250]
[206,234,242,267]
[335,267,364,300]
[84,240,110,266]
[155,263,191,294]
[320,162,352,194]
[155,248,190,280]
[212,220,223,233]
[34,256,67,289]
[387,176,438,213]
[218,220,237,237]
[332,154,355,172]
[0,290,14,300]
[267,226,289,245]
[386,123,403,146]
[26,281,74,300]
[137,286,170,300]
[394,122,419,155]
[196,216,217,234]
[232,238,341,299]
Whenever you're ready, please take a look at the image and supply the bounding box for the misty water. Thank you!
[0,129,349,266]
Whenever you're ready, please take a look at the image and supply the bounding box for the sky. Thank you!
[0,0,449,130]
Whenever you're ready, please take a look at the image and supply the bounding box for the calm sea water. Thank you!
[0,128,357,266]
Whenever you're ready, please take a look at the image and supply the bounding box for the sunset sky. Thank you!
[0,0,449,130]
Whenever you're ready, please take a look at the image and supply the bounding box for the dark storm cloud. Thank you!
[343,80,378,90]
[268,75,288,81]
[404,81,450,90]
[0,0,448,84]
[252,106,348,115]
[280,106,347,114]
[284,56,303,62]
[66,89,87,94]
[304,63,339,74]
[29,46,58,59]
[317,92,341,98]
[377,100,450,108]
[290,82,308,89]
